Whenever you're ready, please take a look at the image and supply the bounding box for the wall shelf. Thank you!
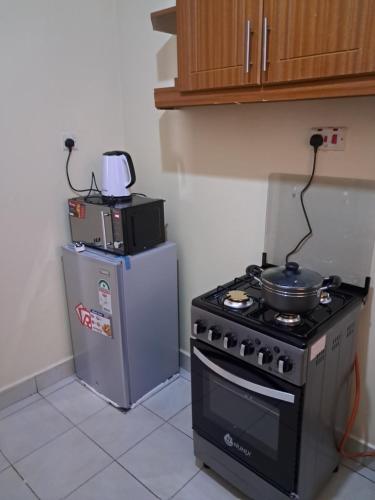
[154,76,375,109]
[151,7,176,35]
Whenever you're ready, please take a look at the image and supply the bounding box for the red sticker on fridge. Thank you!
[75,303,92,329]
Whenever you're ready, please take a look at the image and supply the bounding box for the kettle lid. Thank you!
[103,151,127,156]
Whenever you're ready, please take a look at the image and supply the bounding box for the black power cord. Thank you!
[65,138,101,196]
[285,134,324,263]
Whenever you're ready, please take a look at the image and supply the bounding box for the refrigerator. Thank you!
[62,241,179,408]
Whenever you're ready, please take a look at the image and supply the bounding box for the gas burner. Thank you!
[274,313,302,327]
[320,291,332,305]
[223,290,254,310]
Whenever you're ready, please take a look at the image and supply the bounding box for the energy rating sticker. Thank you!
[98,279,112,314]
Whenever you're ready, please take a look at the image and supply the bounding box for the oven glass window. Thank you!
[205,372,280,460]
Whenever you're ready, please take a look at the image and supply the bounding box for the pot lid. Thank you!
[262,262,323,289]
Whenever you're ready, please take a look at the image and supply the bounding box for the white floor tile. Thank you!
[0,467,37,499]
[39,375,77,397]
[180,368,191,381]
[119,423,200,499]
[66,462,156,500]
[79,405,163,458]
[143,378,191,420]
[0,399,72,463]
[0,451,9,472]
[173,468,245,499]
[342,457,375,483]
[0,394,42,421]
[15,428,112,500]
[317,465,375,500]
[45,381,107,424]
[169,405,193,438]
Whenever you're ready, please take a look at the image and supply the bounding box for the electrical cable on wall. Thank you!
[285,134,324,263]
[64,138,101,196]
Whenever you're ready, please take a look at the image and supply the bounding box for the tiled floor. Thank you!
[0,369,374,499]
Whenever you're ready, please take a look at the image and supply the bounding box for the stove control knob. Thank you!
[240,340,254,357]
[208,326,221,341]
[223,333,237,349]
[193,321,206,335]
[277,356,293,374]
[257,348,273,366]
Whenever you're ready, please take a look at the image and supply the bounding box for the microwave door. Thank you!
[70,204,113,250]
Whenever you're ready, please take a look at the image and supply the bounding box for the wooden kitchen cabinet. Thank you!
[263,0,375,85]
[177,0,263,91]
[151,0,375,108]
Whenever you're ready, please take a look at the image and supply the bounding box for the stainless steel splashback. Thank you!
[264,174,375,285]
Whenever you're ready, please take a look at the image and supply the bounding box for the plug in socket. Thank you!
[63,133,78,151]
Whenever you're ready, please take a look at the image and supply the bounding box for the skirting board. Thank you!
[179,348,190,372]
[0,357,75,412]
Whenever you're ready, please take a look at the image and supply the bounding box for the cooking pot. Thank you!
[246,262,341,314]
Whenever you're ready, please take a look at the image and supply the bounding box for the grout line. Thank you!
[113,420,166,459]
[168,421,193,440]
[9,463,41,499]
[38,377,77,398]
[167,402,192,422]
[75,403,165,461]
[115,460,161,499]
[11,427,73,467]
[169,468,202,499]
[40,390,109,427]
[342,462,375,485]
[0,394,42,422]
[141,404,169,422]
[61,460,115,499]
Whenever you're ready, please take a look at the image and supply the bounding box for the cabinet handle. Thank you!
[262,17,269,72]
[245,20,251,73]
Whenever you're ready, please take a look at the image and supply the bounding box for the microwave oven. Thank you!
[68,195,165,256]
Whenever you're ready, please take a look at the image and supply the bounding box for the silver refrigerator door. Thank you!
[121,241,179,403]
[62,246,130,407]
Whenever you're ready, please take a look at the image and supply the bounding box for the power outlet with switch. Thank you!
[311,127,346,151]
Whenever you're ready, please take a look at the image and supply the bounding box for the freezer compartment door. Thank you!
[62,247,129,407]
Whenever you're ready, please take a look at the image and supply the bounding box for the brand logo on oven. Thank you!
[224,434,252,457]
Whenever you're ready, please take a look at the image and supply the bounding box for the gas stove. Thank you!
[190,260,369,500]
[191,262,368,387]
[192,271,366,348]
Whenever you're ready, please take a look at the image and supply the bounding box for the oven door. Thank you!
[191,339,303,494]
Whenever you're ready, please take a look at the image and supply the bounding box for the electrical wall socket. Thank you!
[311,127,346,151]
[62,133,78,150]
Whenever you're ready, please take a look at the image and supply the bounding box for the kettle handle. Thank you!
[122,152,136,188]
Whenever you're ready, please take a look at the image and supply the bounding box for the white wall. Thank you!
[0,0,125,389]
[118,0,375,445]
[1,0,374,448]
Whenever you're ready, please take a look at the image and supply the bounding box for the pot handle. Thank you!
[321,275,342,291]
[246,265,263,285]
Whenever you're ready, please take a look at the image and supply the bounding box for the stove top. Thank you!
[192,269,367,348]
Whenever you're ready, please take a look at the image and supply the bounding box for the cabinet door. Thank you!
[263,0,375,85]
[177,0,262,91]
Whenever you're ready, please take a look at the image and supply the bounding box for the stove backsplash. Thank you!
[264,174,375,286]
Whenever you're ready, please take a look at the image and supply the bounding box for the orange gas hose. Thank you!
[338,353,375,458]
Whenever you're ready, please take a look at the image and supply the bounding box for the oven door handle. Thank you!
[193,347,295,404]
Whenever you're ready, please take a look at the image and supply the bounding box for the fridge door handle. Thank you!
[193,347,295,403]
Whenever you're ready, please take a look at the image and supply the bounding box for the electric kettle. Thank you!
[101,151,136,199]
